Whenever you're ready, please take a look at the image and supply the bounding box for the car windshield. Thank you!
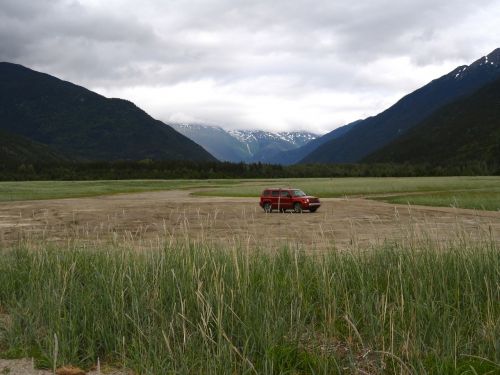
[292,190,306,197]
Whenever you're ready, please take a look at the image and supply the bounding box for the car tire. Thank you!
[264,202,272,213]
[293,202,303,213]
[309,207,317,213]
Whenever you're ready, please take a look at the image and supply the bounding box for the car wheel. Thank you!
[309,207,317,213]
[264,202,272,213]
[293,202,303,213]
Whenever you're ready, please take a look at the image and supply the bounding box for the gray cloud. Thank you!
[1,0,499,132]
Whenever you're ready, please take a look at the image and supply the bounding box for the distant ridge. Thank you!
[267,120,361,165]
[301,48,500,164]
[0,62,217,161]
[172,124,318,163]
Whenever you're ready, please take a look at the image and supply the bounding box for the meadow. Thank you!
[0,179,237,202]
[0,176,499,374]
[1,176,498,210]
[377,190,500,212]
[194,176,500,211]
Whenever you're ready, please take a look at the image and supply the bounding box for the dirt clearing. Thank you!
[0,359,127,375]
[0,189,498,251]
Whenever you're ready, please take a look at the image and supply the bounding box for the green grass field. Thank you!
[0,179,238,202]
[377,190,500,211]
[0,176,499,210]
[193,176,500,197]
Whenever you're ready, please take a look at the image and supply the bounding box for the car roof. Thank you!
[263,188,299,190]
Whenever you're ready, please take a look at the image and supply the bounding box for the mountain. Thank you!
[0,129,68,164]
[363,77,500,166]
[171,124,250,162]
[171,124,318,163]
[301,48,500,164]
[227,129,318,162]
[266,120,361,165]
[0,62,216,161]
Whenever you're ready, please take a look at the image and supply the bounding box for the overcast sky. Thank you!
[1,0,499,134]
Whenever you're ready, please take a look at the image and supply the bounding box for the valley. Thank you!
[1,22,499,374]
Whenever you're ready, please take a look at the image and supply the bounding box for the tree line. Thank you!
[0,159,498,181]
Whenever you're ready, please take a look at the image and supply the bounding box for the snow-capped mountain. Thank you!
[171,124,318,163]
[227,129,316,146]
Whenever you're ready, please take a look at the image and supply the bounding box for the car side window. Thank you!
[271,191,279,197]
[263,190,270,196]
[281,191,290,197]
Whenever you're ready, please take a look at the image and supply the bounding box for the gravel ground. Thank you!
[0,359,127,375]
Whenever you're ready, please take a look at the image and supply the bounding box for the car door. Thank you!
[279,190,292,210]
[271,190,280,209]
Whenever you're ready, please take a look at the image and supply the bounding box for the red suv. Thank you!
[259,188,321,213]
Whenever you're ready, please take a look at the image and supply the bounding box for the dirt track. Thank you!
[0,190,499,251]
[0,358,126,375]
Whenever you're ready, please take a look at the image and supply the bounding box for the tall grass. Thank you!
[0,240,499,374]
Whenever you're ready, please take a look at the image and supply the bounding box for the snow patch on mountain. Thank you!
[227,129,317,145]
[171,123,319,162]
[453,48,500,80]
